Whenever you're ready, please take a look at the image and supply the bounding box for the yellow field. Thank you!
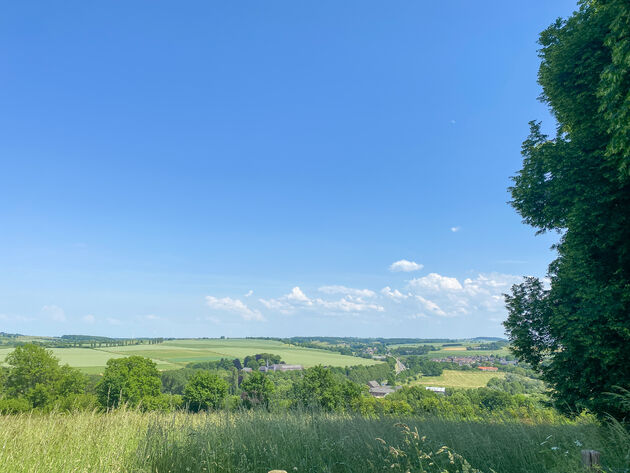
[410,369,505,388]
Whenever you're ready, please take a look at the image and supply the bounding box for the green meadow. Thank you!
[0,339,379,374]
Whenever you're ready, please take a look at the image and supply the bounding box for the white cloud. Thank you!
[389,260,423,272]
[286,286,311,303]
[42,305,66,322]
[415,295,446,316]
[144,314,160,321]
[380,286,409,301]
[451,226,461,232]
[206,295,265,321]
[313,298,384,314]
[244,290,253,297]
[259,287,313,314]
[319,285,376,299]
[82,314,96,324]
[260,286,383,316]
[405,272,521,319]
[409,273,463,291]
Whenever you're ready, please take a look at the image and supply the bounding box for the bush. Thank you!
[140,394,183,412]
[0,397,31,414]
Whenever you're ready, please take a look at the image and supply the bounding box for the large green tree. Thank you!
[96,356,161,409]
[240,371,274,408]
[293,365,363,411]
[3,344,86,408]
[505,0,630,418]
[183,371,229,412]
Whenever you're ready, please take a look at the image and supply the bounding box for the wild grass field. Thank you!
[408,369,506,389]
[0,339,379,374]
[0,410,627,473]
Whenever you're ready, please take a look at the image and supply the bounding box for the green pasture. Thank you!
[387,341,511,358]
[1,339,379,373]
[157,338,380,367]
[0,347,180,374]
[409,369,506,388]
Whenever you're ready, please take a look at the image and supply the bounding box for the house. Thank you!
[241,367,252,373]
[369,386,395,398]
[259,364,303,372]
[425,386,446,395]
[367,380,380,388]
[478,366,498,372]
[368,383,402,398]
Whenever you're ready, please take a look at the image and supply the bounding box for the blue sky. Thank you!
[0,1,576,338]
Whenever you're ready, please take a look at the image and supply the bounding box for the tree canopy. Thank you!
[183,371,229,412]
[96,355,161,409]
[3,344,86,408]
[505,0,630,419]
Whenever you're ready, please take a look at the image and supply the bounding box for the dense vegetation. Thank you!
[505,0,630,419]
[0,343,628,471]
[0,410,628,473]
[0,344,549,420]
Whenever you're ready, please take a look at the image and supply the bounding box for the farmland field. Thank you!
[428,347,511,358]
[388,341,511,359]
[0,347,178,374]
[0,339,379,373]
[409,369,505,388]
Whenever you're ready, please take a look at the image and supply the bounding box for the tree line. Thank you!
[0,344,555,422]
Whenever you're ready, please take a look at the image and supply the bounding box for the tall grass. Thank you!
[0,410,627,473]
[0,409,147,473]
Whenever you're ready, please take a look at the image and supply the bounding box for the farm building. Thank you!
[478,366,499,371]
[259,364,303,372]
[367,380,380,388]
[425,386,446,395]
[367,383,402,398]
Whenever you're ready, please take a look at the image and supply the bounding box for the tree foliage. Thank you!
[240,371,274,408]
[3,344,86,408]
[506,0,630,419]
[293,365,363,411]
[183,371,229,412]
[96,356,161,409]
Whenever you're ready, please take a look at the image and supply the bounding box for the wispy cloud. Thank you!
[450,226,461,233]
[42,305,66,322]
[409,273,463,291]
[318,285,376,299]
[380,286,409,301]
[260,286,383,316]
[206,295,265,321]
[389,260,423,272]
